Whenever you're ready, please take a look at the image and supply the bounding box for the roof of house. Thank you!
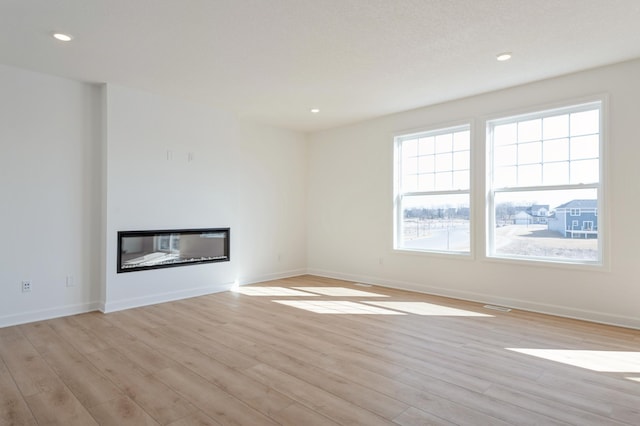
[527,205,549,216]
[530,204,549,211]
[555,199,597,209]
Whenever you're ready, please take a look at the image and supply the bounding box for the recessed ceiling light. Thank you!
[496,52,512,61]
[52,33,73,42]
[310,108,320,114]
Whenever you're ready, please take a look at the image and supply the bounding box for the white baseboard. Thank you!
[101,269,307,313]
[307,268,640,330]
[101,282,236,313]
[0,302,100,328]
[1,269,309,327]
[236,268,307,286]
[101,269,308,313]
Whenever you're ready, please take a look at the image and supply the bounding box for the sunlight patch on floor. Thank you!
[273,300,405,315]
[363,301,494,317]
[232,287,318,296]
[292,287,389,297]
[626,377,640,383]
[507,348,640,373]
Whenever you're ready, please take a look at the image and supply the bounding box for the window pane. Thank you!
[493,188,598,262]
[453,151,469,170]
[495,166,517,187]
[518,141,542,165]
[518,164,542,186]
[453,170,470,190]
[435,153,453,172]
[570,135,599,160]
[403,138,418,159]
[518,119,542,142]
[570,109,599,136]
[403,174,417,192]
[404,156,417,175]
[488,102,602,265]
[419,136,435,155]
[495,145,517,167]
[417,174,434,192]
[396,125,471,255]
[543,114,569,139]
[418,155,435,173]
[494,123,517,146]
[453,130,470,151]
[435,133,453,153]
[435,172,453,190]
[400,193,470,253]
[543,138,569,162]
[543,161,569,185]
[570,159,599,184]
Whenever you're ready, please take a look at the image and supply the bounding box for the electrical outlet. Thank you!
[22,280,31,292]
[66,275,75,287]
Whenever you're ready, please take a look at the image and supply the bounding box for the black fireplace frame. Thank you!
[117,228,230,273]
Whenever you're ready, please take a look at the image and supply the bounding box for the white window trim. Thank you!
[485,98,606,267]
[393,122,473,256]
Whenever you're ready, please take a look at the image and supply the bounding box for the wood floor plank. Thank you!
[20,322,123,409]
[86,396,160,426]
[484,383,625,426]
[148,326,297,419]
[269,402,341,426]
[68,312,138,348]
[244,362,394,426]
[46,316,112,354]
[0,328,61,397]
[165,411,222,426]
[24,382,98,426]
[1,275,639,425]
[155,365,280,426]
[85,347,196,424]
[238,341,410,420]
[0,358,37,426]
[393,407,457,426]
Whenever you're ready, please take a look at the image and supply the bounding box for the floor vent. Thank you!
[483,304,512,312]
[354,282,373,287]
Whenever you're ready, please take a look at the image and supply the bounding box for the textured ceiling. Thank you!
[2,0,640,133]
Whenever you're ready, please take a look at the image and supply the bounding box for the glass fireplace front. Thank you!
[117,228,229,273]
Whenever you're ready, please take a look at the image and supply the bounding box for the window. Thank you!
[395,125,470,254]
[487,101,602,264]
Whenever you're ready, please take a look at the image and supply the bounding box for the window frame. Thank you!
[393,123,473,256]
[485,99,605,267]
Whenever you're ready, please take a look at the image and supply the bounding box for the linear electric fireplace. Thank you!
[117,228,230,273]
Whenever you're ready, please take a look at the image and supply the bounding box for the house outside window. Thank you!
[487,101,603,264]
[394,125,471,254]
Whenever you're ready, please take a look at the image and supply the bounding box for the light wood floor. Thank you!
[1,275,640,425]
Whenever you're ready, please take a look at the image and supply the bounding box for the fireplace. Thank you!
[117,228,230,273]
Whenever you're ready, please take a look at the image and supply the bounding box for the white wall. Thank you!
[307,59,640,329]
[3,57,639,329]
[0,64,102,326]
[0,67,308,325]
[103,84,308,312]
[235,120,308,283]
